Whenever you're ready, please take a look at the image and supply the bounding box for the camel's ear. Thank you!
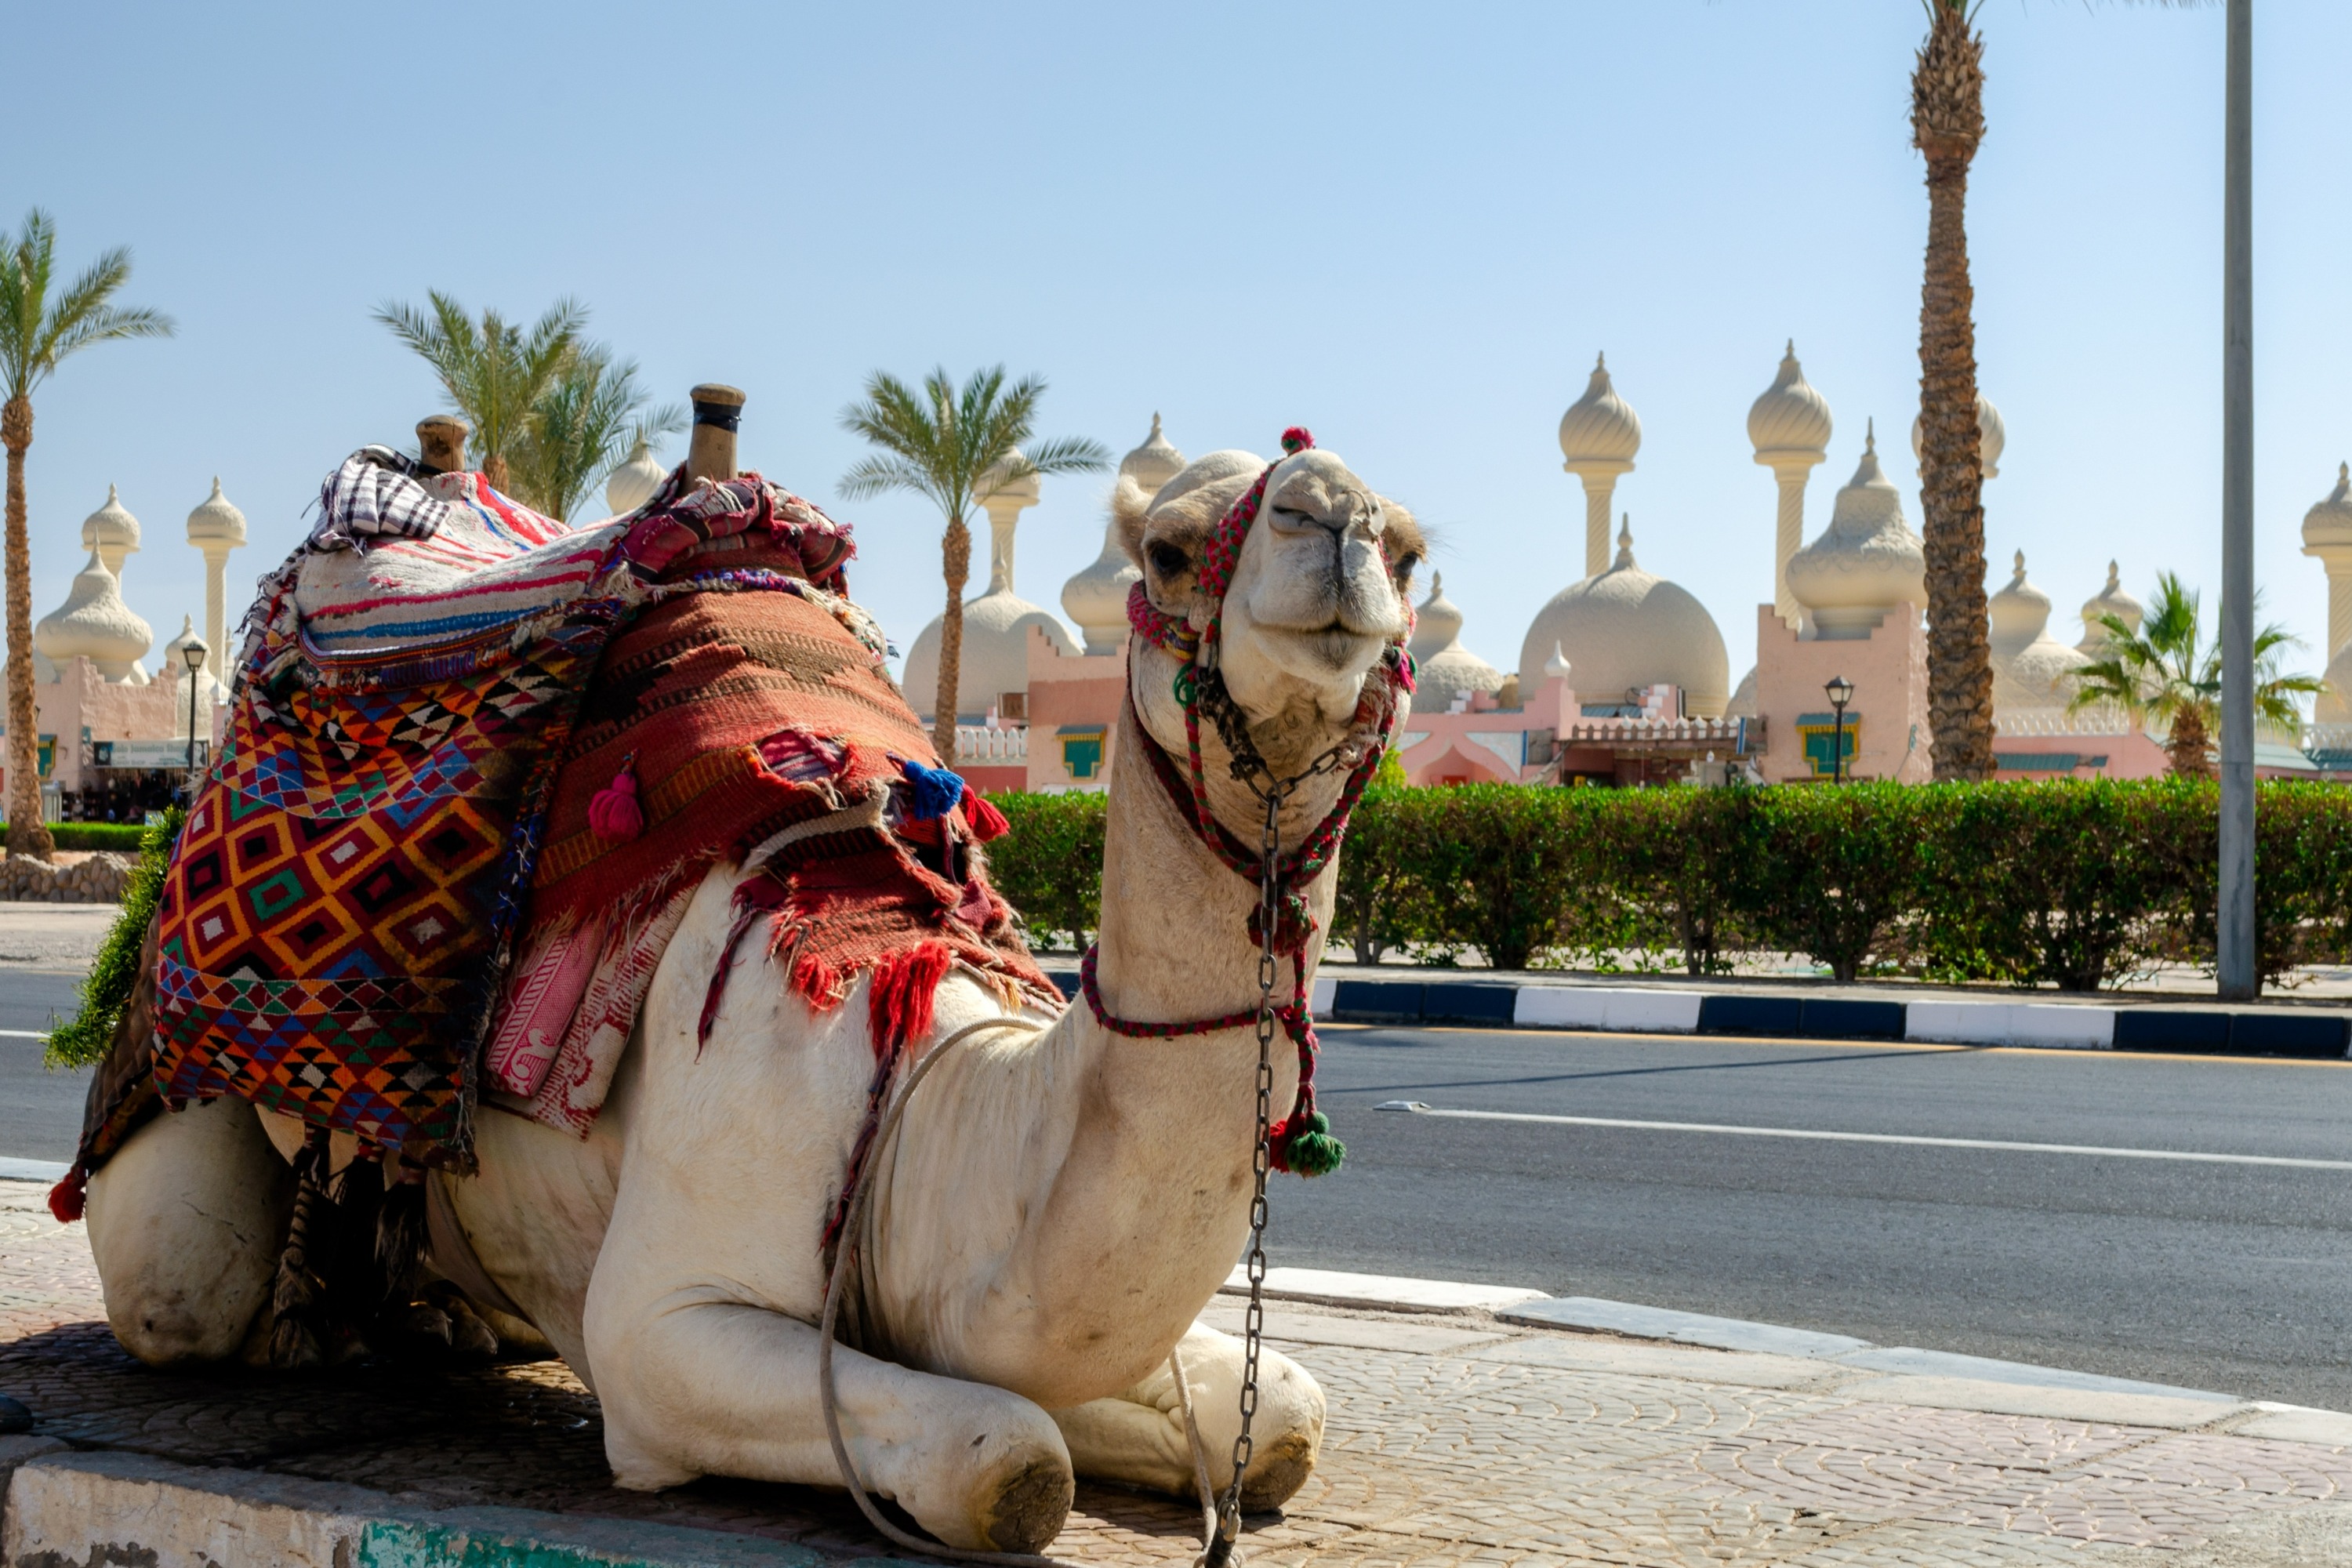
[1377,495,1427,593]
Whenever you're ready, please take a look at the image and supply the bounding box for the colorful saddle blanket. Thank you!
[141,451,1051,1171]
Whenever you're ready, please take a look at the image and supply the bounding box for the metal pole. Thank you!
[2218,0,2256,999]
[1832,705,1846,785]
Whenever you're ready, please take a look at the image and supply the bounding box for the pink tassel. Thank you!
[962,785,1010,842]
[589,753,645,844]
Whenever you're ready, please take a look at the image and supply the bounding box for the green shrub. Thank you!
[984,791,1109,951]
[47,808,180,1069]
[0,821,152,851]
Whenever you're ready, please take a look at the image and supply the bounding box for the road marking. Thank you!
[1374,1103,2352,1171]
[0,1029,48,1040]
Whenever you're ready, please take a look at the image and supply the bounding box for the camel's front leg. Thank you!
[1052,1322,1325,1513]
[584,1283,1075,1553]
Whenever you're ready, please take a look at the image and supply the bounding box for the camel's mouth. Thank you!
[1259,620,1387,672]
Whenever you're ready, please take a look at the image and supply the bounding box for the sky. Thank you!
[11,0,2352,699]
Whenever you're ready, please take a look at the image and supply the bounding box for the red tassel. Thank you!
[48,1167,86,1223]
[962,786,1010,842]
[589,753,645,844]
[867,940,953,1059]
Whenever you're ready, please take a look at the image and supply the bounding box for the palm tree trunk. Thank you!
[935,517,971,761]
[2167,705,2215,779]
[1914,5,1995,782]
[482,453,508,494]
[2,397,53,860]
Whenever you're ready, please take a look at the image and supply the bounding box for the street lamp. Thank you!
[180,633,209,780]
[1824,675,1854,784]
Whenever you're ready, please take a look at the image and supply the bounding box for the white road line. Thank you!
[0,1028,48,1040]
[1380,1105,2352,1171]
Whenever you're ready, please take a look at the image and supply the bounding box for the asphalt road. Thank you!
[1279,1024,2352,1410]
[0,971,90,1162]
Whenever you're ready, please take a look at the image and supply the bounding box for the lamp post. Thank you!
[1824,675,1854,784]
[180,634,209,782]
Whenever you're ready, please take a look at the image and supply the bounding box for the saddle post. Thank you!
[416,415,470,477]
[687,383,746,482]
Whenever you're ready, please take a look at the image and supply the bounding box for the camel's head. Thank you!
[1116,438,1422,771]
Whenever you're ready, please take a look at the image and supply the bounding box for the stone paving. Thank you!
[6,1178,2352,1566]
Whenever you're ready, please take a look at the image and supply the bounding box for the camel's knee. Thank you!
[1054,1322,1323,1512]
[85,1096,290,1366]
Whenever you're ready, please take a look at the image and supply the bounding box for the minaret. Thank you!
[2301,463,2352,667]
[184,478,246,684]
[1557,354,1642,579]
[975,448,1042,594]
[1065,415,1184,654]
[1747,342,1833,630]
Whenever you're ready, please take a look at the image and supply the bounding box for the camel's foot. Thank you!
[85,1097,292,1367]
[585,1294,1073,1554]
[1053,1322,1325,1512]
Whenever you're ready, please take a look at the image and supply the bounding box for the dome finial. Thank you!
[1865,417,1876,454]
[1432,569,1443,593]
[1785,337,1795,356]
[1614,514,1635,567]
[2013,549,2027,583]
[2107,560,2120,590]
[1595,350,1606,371]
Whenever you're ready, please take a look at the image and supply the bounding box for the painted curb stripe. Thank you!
[1386,1105,2352,1171]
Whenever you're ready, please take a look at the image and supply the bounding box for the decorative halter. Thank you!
[1087,428,1417,1176]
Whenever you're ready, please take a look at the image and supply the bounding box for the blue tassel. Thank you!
[901,757,967,821]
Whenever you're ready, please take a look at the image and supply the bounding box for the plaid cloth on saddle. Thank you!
[129,454,1038,1171]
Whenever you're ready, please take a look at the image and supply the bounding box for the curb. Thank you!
[0,1447,887,1568]
[1044,970,2350,1059]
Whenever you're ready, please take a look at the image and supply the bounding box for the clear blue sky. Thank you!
[13,1,2351,692]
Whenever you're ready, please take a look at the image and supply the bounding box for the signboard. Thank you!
[91,739,208,770]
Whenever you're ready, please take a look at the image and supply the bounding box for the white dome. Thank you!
[82,485,140,573]
[2304,463,2352,554]
[1061,518,1142,656]
[1516,520,1730,717]
[902,587,1080,721]
[1911,391,2005,480]
[1785,426,1927,640]
[1989,551,2090,713]
[977,448,1042,512]
[1117,413,1187,500]
[1406,572,1504,715]
[1747,341,1833,457]
[160,614,227,708]
[36,550,152,681]
[1725,666,1759,720]
[1544,642,1572,681]
[1558,354,1641,467]
[184,477,245,547]
[605,437,668,517]
[2078,560,2144,652]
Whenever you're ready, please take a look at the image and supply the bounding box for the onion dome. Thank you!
[1725,666,1759,720]
[36,550,152,682]
[977,448,1043,514]
[1116,413,1187,501]
[2077,560,2144,652]
[1061,518,1142,656]
[1988,550,2090,713]
[1406,572,1504,715]
[1785,424,1928,639]
[604,437,667,517]
[82,485,140,575]
[1747,341,1833,459]
[161,614,226,707]
[1557,354,1641,469]
[184,477,245,549]
[901,587,1080,722]
[1516,519,1730,717]
[1910,390,2006,481]
[2303,463,2352,554]
[1544,642,1573,682]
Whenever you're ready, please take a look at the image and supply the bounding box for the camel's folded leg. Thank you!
[84,1096,291,1366]
[1052,1321,1325,1513]
[584,1291,1074,1554]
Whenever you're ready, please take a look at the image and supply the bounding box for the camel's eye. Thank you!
[1271,506,1315,525]
[1148,542,1189,578]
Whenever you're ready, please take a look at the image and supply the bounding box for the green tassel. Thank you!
[1282,1112,1345,1177]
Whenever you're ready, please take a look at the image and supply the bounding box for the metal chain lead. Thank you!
[1204,784,1285,1568]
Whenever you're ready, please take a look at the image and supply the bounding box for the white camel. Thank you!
[78,440,1423,1555]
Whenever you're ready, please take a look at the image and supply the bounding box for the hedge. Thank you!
[982,779,2352,990]
[0,822,152,851]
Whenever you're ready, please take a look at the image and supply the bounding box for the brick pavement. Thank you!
[6,1177,2352,1566]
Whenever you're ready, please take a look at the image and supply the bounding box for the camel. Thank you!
[77,426,1423,1555]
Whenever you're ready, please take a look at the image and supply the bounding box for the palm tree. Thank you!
[374,292,585,493]
[0,211,173,861]
[2071,572,2320,779]
[1912,0,1997,781]
[839,367,1109,758]
[506,347,683,522]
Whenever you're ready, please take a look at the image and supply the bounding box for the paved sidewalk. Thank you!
[5,1178,2352,1565]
